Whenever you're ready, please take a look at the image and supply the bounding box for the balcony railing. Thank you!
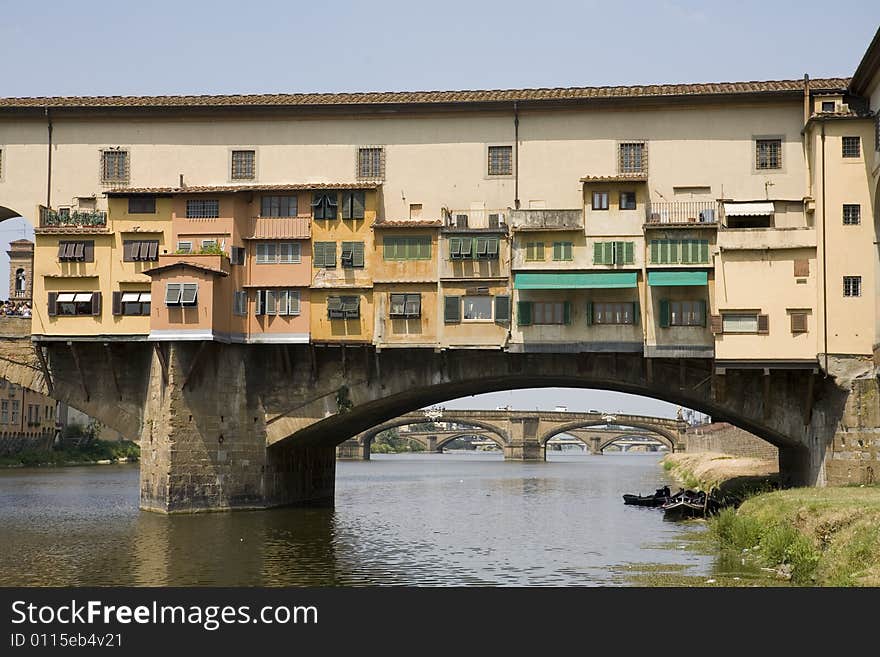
[441,208,509,231]
[39,206,107,228]
[645,201,720,226]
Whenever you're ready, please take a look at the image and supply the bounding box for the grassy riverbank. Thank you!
[662,451,880,586]
[0,440,140,468]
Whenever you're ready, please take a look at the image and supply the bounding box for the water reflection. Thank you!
[0,453,715,586]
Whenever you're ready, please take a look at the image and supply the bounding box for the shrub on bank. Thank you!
[0,440,140,467]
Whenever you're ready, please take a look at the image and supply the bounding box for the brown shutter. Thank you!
[57,242,66,259]
[710,314,723,334]
[47,292,58,316]
[91,291,102,316]
[123,241,134,262]
[757,314,769,334]
[790,313,808,333]
[793,258,809,277]
[112,291,122,316]
[84,241,95,262]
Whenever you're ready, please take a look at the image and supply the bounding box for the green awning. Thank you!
[514,272,637,289]
[648,271,708,286]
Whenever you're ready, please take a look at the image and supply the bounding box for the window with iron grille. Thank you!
[487,146,512,175]
[261,195,297,217]
[389,293,422,318]
[755,139,782,169]
[101,149,129,183]
[618,141,646,174]
[842,136,860,158]
[843,204,861,225]
[128,196,156,214]
[843,276,861,297]
[357,147,384,179]
[186,199,219,218]
[231,150,256,180]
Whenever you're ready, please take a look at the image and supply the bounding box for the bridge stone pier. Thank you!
[1,338,877,512]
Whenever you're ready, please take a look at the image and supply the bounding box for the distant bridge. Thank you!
[336,409,687,460]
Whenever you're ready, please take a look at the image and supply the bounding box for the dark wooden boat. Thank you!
[661,490,720,519]
[623,486,671,507]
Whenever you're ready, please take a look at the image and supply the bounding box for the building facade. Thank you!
[0,39,878,371]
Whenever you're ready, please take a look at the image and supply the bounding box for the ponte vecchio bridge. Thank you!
[337,409,685,460]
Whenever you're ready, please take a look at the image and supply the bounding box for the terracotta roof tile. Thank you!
[0,79,850,110]
[107,182,380,195]
[580,174,649,183]
[372,219,442,228]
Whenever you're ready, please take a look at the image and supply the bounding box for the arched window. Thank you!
[14,268,25,293]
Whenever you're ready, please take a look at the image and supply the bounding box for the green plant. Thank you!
[196,244,224,255]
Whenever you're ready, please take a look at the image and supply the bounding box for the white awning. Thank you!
[73,293,93,303]
[57,293,76,302]
[121,293,141,302]
[139,293,152,303]
[723,201,774,216]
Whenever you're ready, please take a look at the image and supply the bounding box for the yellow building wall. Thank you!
[373,283,438,348]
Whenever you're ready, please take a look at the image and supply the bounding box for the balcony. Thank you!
[39,206,107,229]
[441,208,509,233]
[644,202,721,227]
[508,209,583,232]
[247,215,310,240]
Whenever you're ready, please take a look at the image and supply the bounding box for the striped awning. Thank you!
[723,201,774,216]
[515,272,637,289]
[648,271,708,286]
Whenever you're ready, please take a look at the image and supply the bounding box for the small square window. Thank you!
[101,149,129,183]
[592,192,609,210]
[231,150,256,180]
[186,199,219,219]
[842,137,860,158]
[618,142,646,174]
[843,276,861,297]
[842,204,861,225]
[488,146,512,176]
[619,191,637,210]
[821,101,835,112]
[357,147,384,179]
[756,139,782,169]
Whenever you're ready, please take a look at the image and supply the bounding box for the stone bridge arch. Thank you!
[540,420,680,455]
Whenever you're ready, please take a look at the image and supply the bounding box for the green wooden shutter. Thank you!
[444,296,461,323]
[326,242,337,268]
[669,240,679,264]
[697,299,707,327]
[383,238,393,260]
[658,240,668,264]
[699,240,709,263]
[536,242,544,260]
[352,242,365,268]
[553,242,562,261]
[494,296,510,324]
[632,299,640,325]
[682,239,693,264]
[418,237,431,259]
[623,241,634,264]
[353,191,365,219]
[313,242,324,267]
[563,301,572,325]
[659,299,670,328]
[517,301,532,326]
[593,242,604,265]
[650,240,660,264]
[586,301,593,326]
[613,241,624,265]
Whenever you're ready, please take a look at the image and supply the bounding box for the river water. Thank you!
[0,451,721,586]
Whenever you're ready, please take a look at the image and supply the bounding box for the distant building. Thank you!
[6,238,32,303]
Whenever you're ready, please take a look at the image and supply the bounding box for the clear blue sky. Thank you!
[0,1,875,417]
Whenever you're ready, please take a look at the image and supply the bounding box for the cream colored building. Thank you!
[0,28,878,370]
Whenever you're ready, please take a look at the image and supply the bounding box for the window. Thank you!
[113,291,151,316]
[165,283,197,306]
[230,246,246,265]
[261,195,297,217]
[389,293,422,318]
[525,242,545,261]
[328,295,359,319]
[341,242,365,268]
[533,301,569,325]
[409,204,423,219]
[649,239,709,264]
[793,258,809,278]
[186,199,219,218]
[256,290,300,316]
[341,191,366,220]
[552,242,573,261]
[57,241,94,262]
[790,312,808,333]
[176,241,193,254]
[592,302,636,325]
[1,401,7,425]
[384,236,432,260]
[52,291,100,316]
[101,149,129,183]
[721,313,762,334]
[444,296,461,323]
[123,240,159,262]
[231,150,255,180]
[233,290,247,316]
[312,193,338,220]
[842,136,860,158]
[463,295,493,320]
[201,239,217,251]
[658,300,705,327]
[357,147,384,179]
[594,241,634,265]
[592,191,609,210]
[256,242,301,264]
[488,145,512,175]
[843,276,861,297]
[618,141,646,174]
[313,242,337,268]
[843,204,861,225]
[128,196,156,214]
[755,139,782,170]
[11,401,19,426]
[821,101,835,112]
[619,191,637,210]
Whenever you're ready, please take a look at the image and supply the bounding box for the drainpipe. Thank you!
[820,122,829,376]
[513,102,520,210]
[45,108,53,209]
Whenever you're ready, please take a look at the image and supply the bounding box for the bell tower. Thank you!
[6,239,33,303]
